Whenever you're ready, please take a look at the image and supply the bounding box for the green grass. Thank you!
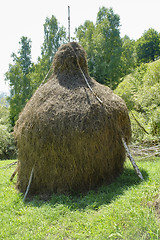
[0,158,160,240]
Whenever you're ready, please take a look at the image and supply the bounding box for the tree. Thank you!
[76,7,122,89]
[120,35,137,76]
[93,7,122,88]
[30,15,67,92]
[5,37,32,126]
[136,28,160,64]
[41,15,67,68]
[115,59,160,142]
[75,20,95,74]
[0,99,16,159]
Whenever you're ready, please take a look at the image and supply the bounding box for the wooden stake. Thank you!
[68,6,70,42]
[23,166,34,201]
[10,166,18,181]
[122,138,144,180]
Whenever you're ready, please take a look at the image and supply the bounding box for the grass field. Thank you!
[0,157,160,240]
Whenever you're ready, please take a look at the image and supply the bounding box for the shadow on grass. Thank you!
[26,167,149,211]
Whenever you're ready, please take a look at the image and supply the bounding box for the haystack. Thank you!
[14,42,131,195]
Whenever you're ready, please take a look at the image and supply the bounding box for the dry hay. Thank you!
[14,42,131,195]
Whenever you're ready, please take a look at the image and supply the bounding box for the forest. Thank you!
[0,6,160,159]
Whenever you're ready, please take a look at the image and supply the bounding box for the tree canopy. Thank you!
[115,60,160,143]
[136,28,160,64]
[76,7,122,89]
[5,16,66,126]
[0,98,16,159]
[5,36,32,126]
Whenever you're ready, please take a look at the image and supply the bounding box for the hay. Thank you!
[14,42,131,195]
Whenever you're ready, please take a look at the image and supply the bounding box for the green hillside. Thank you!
[115,60,160,143]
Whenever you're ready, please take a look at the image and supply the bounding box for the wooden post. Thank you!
[68,6,70,42]
[122,138,144,180]
[23,166,34,201]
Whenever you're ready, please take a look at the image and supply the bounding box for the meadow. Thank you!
[0,157,160,239]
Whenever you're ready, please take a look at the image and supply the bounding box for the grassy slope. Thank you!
[0,158,160,240]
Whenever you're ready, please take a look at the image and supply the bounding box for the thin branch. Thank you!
[130,111,149,134]
[0,161,17,169]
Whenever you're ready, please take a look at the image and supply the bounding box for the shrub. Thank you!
[115,60,160,144]
[0,99,17,159]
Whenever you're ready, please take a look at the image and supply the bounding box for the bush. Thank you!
[0,99,17,159]
[115,60,160,144]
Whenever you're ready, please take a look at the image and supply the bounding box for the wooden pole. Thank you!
[68,6,70,42]
[23,166,34,201]
[122,138,144,180]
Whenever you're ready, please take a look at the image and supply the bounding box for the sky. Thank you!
[1,0,160,94]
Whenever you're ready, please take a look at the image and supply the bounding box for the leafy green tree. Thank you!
[75,20,95,74]
[5,36,32,126]
[30,15,67,92]
[0,99,16,159]
[76,7,122,89]
[136,28,160,64]
[93,7,122,88]
[120,35,137,76]
[41,15,67,68]
[115,60,160,143]
[5,16,67,126]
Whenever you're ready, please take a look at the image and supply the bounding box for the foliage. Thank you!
[5,16,67,126]
[0,158,160,239]
[115,60,160,143]
[30,15,67,93]
[76,7,122,89]
[75,20,95,75]
[120,35,137,76]
[0,100,16,159]
[76,9,160,89]
[41,15,67,67]
[5,37,33,126]
[136,28,160,64]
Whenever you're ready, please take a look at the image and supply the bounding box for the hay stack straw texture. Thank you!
[14,42,131,195]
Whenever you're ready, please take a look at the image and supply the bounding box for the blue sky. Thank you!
[1,0,160,93]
